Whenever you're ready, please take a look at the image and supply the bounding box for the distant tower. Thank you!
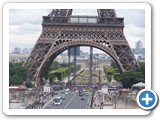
[136,40,143,49]
[69,47,80,56]
[13,47,21,54]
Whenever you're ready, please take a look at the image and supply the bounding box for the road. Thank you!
[47,91,91,109]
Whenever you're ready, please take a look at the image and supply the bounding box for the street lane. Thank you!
[47,91,91,109]
[48,91,74,109]
[65,92,91,109]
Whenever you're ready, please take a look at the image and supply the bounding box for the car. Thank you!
[75,90,78,93]
[79,93,83,96]
[65,88,69,92]
[65,92,68,95]
[86,93,90,96]
[61,94,65,100]
[54,97,62,106]
[62,90,65,94]
[78,89,83,96]
[81,98,85,100]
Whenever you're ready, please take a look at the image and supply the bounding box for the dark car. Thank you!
[81,98,85,100]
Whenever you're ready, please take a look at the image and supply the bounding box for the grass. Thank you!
[75,70,100,84]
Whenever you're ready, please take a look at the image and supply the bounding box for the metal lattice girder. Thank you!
[97,9,117,18]
[23,9,139,85]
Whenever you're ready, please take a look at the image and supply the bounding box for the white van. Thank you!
[54,97,62,106]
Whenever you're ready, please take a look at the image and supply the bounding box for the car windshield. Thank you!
[55,98,60,102]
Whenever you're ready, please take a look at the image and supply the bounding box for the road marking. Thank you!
[86,93,91,109]
[64,92,76,109]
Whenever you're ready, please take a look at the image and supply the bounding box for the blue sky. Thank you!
[9,9,145,53]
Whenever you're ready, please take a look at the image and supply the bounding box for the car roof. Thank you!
[55,96,61,99]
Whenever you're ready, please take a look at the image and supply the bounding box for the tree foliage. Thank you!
[103,65,115,82]
[139,62,145,79]
[9,62,27,85]
[50,61,60,69]
[103,62,145,88]
[25,80,34,88]
[111,60,118,69]
[120,70,144,88]
[9,74,23,85]
[49,63,81,81]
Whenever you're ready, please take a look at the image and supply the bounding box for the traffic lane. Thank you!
[65,93,91,109]
[49,91,74,109]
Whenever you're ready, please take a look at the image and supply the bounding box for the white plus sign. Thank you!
[142,93,153,105]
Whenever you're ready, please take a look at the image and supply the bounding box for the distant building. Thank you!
[13,47,21,54]
[80,50,89,56]
[22,48,28,54]
[76,54,111,70]
[9,54,28,63]
[69,47,80,56]
[28,48,32,54]
[136,40,143,49]
[54,55,63,63]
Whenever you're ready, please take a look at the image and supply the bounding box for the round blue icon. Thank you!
[137,89,158,110]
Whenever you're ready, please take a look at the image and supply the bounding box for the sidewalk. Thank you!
[102,93,114,109]
[92,91,103,109]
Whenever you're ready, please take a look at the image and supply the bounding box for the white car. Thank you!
[61,94,65,100]
[54,97,62,106]
[65,91,68,95]
[75,90,78,93]
[65,88,69,92]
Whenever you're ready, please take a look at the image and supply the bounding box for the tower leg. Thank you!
[68,48,70,82]
[73,47,77,86]
[89,47,93,85]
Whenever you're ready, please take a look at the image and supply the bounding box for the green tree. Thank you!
[103,65,115,82]
[120,70,144,88]
[111,60,117,69]
[114,72,121,81]
[10,74,23,85]
[50,61,60,69]
[9,62,27,85]
[61,63,68,67]
[139,62,145,79]
[25,80,34,88]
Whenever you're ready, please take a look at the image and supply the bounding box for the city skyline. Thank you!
[9,9,145,53]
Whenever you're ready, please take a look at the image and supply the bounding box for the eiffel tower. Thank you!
[23,9,139,85]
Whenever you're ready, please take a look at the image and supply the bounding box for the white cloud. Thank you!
[124,24,145,48]
[10,23,42,34]
[9,9,51,25]
[9,31,40,52]
[116,9,145,28]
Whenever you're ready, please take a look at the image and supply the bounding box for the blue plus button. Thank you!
[137,89,158,110]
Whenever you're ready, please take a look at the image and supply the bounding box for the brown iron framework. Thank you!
[23,9,139,85]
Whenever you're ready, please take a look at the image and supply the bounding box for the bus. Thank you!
[78,88,83,96]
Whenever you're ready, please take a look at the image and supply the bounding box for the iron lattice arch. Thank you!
[23,9,139,85]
